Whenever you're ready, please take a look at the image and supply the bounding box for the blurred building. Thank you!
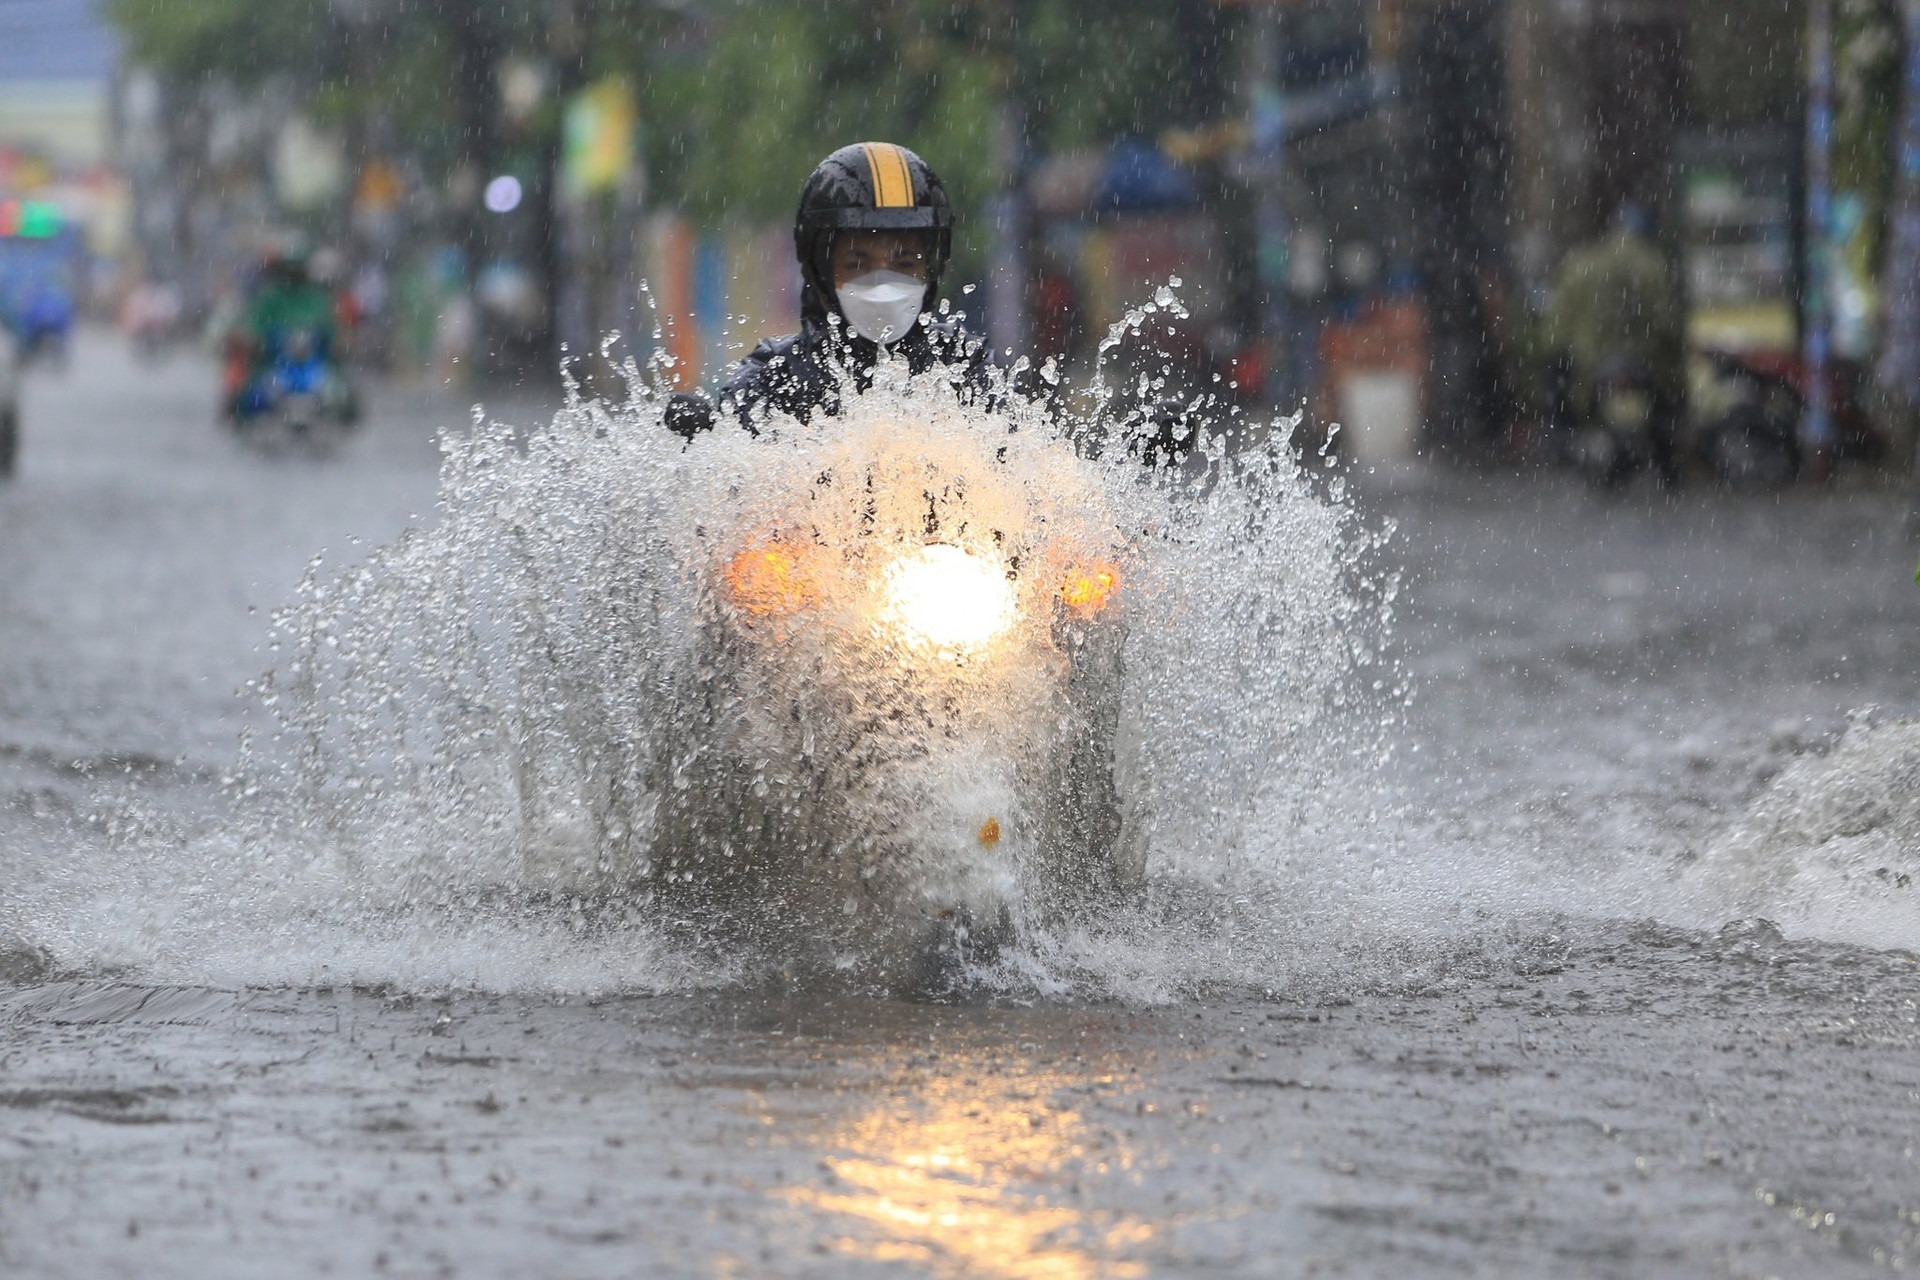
[0,0,125,318]
[1503,0,1805,327]
[0,0,115,169]
[92,0,1889,440]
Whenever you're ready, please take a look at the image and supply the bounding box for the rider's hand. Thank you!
[665,392,715,440]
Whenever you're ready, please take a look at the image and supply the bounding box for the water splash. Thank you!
[5,308,1414,1000]
[1676,712,1920,951]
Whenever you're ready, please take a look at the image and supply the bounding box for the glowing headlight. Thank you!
[877,544,1017,654]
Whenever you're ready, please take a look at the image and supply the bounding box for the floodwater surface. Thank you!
[2,332,1918,1277]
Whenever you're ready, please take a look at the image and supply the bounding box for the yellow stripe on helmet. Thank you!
[861,142,915,208]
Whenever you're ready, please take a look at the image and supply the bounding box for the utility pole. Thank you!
[1804,0,1836,472]
[1247,4,1294,409]
[984,0,1031,363]
[1881,0,1920,477]
[1404,0,1513,455]
[1502,0,1571,295]
[545,0,588,384]
[447,0,502,373]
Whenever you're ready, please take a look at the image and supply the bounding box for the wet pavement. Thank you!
[3,331,1919,1277]
[4,936,1917,1278]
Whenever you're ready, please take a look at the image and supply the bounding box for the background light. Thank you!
[483,175,523,214]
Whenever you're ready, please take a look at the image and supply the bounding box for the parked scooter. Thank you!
[1693,349,1884,487]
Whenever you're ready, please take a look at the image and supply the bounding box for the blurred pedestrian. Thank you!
[1546,205,1687,487]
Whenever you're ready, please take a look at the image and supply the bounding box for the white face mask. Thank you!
[836,270,925,346]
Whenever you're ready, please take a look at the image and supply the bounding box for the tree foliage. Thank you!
[105,0,330,85]
[105,0,1222,240]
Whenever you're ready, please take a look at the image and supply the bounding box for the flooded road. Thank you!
[3,332,1918,1276]
[6,940,1917,1277]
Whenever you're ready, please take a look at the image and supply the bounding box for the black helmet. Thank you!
[794,142,953,319]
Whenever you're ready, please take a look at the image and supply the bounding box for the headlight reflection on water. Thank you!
[779,1072,1153,1278]
[876,544,1019,655]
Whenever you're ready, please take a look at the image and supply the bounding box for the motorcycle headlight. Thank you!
[877,544,1017,655]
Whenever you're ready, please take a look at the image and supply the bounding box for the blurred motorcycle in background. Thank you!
[228,325,359,451]
[1563,355,1671,490]
[1692,348,1885,488]
[14,283,72,370]
[120,280,187,362]
[0,323,20,478]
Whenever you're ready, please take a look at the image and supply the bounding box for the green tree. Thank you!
[109,0,1224,233]
[106,0,1237,360]
[627,0,1215,277]
[105,0,330,84]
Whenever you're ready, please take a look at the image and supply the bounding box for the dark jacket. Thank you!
[670,290,1187,462]
[716,310,990,432]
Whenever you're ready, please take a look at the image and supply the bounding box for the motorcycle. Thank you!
[120,281,187,363]
[637,420,1141,991]
[11,286,73,371]
[254,357,1374,997]
[1566,356,1666,490]
[1692,348,1884,487]
[233,327,358,449]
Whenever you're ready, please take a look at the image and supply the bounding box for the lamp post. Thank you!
[1210,0,1298,408]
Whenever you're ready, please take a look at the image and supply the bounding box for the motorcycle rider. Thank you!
[664,145,1146,935]
[666,141,979,437]
[666,141,1196,465]
[232,240,339,421]
[1545,204,1687,487]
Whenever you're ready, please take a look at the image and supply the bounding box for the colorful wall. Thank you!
[640,216,799,389]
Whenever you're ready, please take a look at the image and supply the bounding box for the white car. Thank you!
[0,324,18,477]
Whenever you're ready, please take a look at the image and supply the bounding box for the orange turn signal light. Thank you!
[1059,561,1121,619]
[725,543,819,617]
